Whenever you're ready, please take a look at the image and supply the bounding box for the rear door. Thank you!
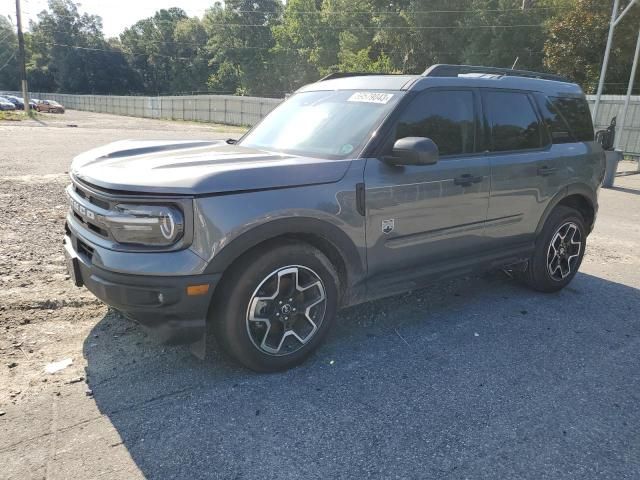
[482,89,565,249]
[364,89,491,288]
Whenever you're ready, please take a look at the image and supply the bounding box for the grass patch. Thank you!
[0,110,41,121]
[0,111,26,121]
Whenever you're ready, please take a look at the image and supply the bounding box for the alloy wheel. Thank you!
[546,221,582,281]
[245,265,327,356]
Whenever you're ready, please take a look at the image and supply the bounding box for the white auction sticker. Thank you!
[347,92,394,104]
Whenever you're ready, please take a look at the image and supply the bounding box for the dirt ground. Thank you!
[0,111,244,405]
[1,111,639,479]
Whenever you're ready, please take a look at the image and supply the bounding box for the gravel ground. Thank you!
[1,111,639,479]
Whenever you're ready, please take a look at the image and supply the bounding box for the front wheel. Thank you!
[212,242,339,372]
[524,205,587,292]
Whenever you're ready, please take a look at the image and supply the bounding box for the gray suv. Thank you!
[64,64,605,371]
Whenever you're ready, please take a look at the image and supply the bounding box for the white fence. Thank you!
[7,90,640,155]
[587,95,640,157]
[21,92,283,127]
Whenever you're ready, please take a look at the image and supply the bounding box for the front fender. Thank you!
[189,164,368,305]
[203,216,365,282]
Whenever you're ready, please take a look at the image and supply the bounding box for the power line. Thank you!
[33,21,551,31]
[32,38,545,59]
[19,5,570,17]
[0,31,14,43]
[30,40,325,67]
[31,40,193,60]
[23,10,550,30]
[187,22,548,30]
[0,51,16,72]
[227,6,571,14]
[17,5,568,27]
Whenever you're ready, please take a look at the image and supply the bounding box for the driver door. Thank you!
[364,89,491,291]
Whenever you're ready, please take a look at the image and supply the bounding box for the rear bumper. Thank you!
[64,233,220,345]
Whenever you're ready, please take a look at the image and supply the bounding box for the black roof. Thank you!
[299,64,582,96]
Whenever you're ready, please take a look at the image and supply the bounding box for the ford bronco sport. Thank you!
[64,64,605,372]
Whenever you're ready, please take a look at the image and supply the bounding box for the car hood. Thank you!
[70,140,352,195]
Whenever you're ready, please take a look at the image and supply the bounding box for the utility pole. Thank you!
[594,0,638,120]
[15,0,30,113]
[594,0,621,120]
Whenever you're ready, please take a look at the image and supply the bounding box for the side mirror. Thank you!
[384,137,439,166]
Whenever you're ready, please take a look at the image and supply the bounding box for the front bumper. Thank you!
[64,232,220,346]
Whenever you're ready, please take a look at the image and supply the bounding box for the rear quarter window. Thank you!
[543,96,594,143]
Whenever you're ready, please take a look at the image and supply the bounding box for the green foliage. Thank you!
[461,0,557,71]
[1,0,639,97]
[27,0,138,93]
[545,0,640,94]
[0,16,20,90]
[204,0,284,96]
[120,8,196,94]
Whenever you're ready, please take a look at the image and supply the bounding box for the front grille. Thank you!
[69,179,114,240]
[77,239,94,261]
[74,183,110,210]
[73,206,109,239]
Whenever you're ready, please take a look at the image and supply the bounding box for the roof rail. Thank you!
[319,72,395,81]
[422,64,572,83]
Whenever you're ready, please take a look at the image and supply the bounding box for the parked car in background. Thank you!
[37,100,65,113]
[0,96,16,111]
[5,95,36,110]
[5,96,24,109]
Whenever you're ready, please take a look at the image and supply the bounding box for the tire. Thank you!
[524,205,586,292]
[212,241,340,372]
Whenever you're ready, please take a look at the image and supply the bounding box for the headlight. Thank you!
[105,204,184,246]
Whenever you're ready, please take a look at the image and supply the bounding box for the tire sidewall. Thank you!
[215,243,339,372]
[531,206,586,291]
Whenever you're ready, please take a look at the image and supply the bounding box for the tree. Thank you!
[172,17,210,93]
[0,15,20,90]
[462,0,557,71]
[545,0,640,93]
[120,8,191,94]
[271,0,339,91]
[204,0,284,96]
[28,0,138,93]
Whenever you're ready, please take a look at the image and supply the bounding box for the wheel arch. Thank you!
[204,217,366,307]
[536,184,597,237]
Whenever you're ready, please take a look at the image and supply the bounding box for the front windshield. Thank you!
[240,90,402,159]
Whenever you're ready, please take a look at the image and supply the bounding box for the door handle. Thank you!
[537,166,558,176]
[454,174,483,186]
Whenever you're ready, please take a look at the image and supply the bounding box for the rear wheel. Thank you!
[212,242,339,372]
[524,205,586,292]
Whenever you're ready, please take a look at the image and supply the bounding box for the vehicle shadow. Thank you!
[611,185,640,196]
[83,271,640,479]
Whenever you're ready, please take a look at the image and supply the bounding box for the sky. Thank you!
[1,0,218,37]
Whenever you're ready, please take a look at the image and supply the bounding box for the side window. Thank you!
[394,90,476,156]
[484,91,542,152]
[550,96,594,142]
[534,94,573,144]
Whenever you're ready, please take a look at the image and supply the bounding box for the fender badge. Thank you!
[382,219,395,234]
